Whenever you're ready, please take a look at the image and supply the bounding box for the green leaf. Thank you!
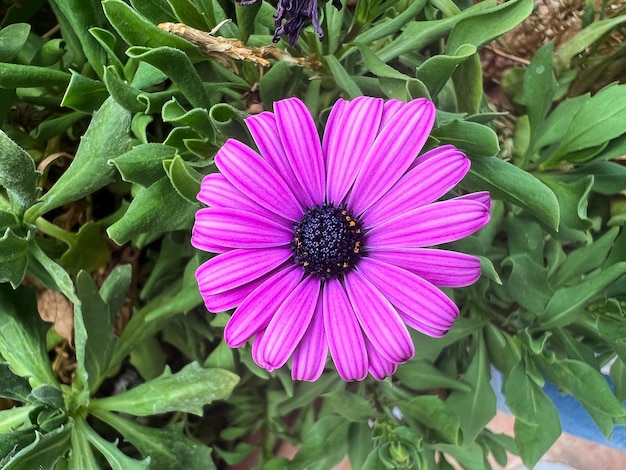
[28,240,79,305]
[286,415,349,470]
[541,84,626,168]
[503,361,561,469]
[129,0,176,24]
[402,395,461,445]
[164,155,203,203]
[103,0,198,53]
[49,0,108,77]
[0,363,32,402]
[126,46,210,109]
[552,227,619,288]
[324,55,362,99]
[0,129,38,217]
[452,53,482,115]
[416,44,477,98]
[110,143,176,187]
[0,63,71,89]
[347,422,373,470]
[69,419,101,470]
[502,253,552,313]
[523,41,557,156]
[168,0,211,30]
[597,317,626,364]
[60,222,111,275]
[396,360,471,392]
[26,98,131,221]
[74,271,117,393]
[28,385,64,408]
[554,15,626,72]
[540,262,626,329]
[431,120,499,156]
[92,409,216,469]
[446,336,496,444]
[0,23,31,62]
[1,426,71,470]
[323,390,375,422]
[106,177,198,246]
[81,417,150,470]
[103,66,146,114]
[447,0,532,52]
[235,0,261,42]
[90,362,238,416]
[540,358,626,428]
[0,405,36,434]
[355,0,427,44]
[0,227,31,288]
[460,156,560,230]
[0,284,57,386]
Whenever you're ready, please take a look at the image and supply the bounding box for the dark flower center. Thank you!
[292,204,363,279]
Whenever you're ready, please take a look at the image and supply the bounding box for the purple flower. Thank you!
[239,0,341,47]
[192,97,491,381]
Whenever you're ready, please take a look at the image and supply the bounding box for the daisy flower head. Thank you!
[192,96,491,382]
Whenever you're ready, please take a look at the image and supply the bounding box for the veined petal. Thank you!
[344,270,414,363]
[357,258,459,332]
[258,276,321,369]
[252,331,274,371]
[196,247,292,296]
[215,139,303,221]
[245,111,311,206]
[225,266,303,347]
[292,301,327,381]
[193,208,292,249]
[380,99,404,128]
[368,248,482,288]
[362,146,470,228]
[197,173,287,224]
[275,98,325,206]
[347,99,436,214]
[201,275,266,313]
[324,97,384,204]
[322,98,347,165]
[397,309,448,338]
[323,278,368,381]
[366,199,490,249]
[366,340,398,380]
[454,191,492,212]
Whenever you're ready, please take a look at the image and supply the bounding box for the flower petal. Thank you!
[366,340,398,380]
[292,301,327,381]
[347,99,436,214]
[368,248,482,288]
[380,99,404,128]
[275,98,325,206]
[224,266,303,347]
[323,279,368,381]
[193,208,292,249]
[196,247,292,296]
[258,276,321,369]
[454,191,492,212]
[366,199,490,249]
[245,111,311,206]
[323,97,384,204]
[343,270,414,363]
[252,331,274,371]
[201,275,266,313]
[215,139,302,221]
[361,146,470,228]
[197,173,287,224]
[357,258,459,333]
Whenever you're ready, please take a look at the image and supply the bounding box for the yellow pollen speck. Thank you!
[303,261,309,266]
[349,221,356,227]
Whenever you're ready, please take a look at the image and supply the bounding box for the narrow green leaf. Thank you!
[28,240,79,305]
[110,143,176,187]
[446,336,496,444]
[81,418,151,470]
[0,63,71,89]
[396,360,471,392]
[92,409,216,469]
[69,419,100,470]
[129,0,177,24]
[286,415,349,470]
[461,156,560,230]
[416,44,477,98]
[1,426,71,470]
[0,23,31,62]
[402,396,461,444]
[323,390,375,422]
[74,271,117,393]
[90,362,238,416]
[0,227,30,288]
[0,129,38,217]
[0,363,32,402]
[26,98,131,221]
[0,405,36,434]
[106,177,198,246]
[431,120,499,156]
[0,284,57,386]
[355,0,427,44]
[524,41,557,156]
[235,1,261,42]
[540,263,626,329]
[324,54,362,99]
[447,0,533,52]
[126,46,210,109]
[452,53,483,114]
[168,0,211,30]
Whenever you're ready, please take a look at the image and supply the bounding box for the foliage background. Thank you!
[1,0,626,468]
